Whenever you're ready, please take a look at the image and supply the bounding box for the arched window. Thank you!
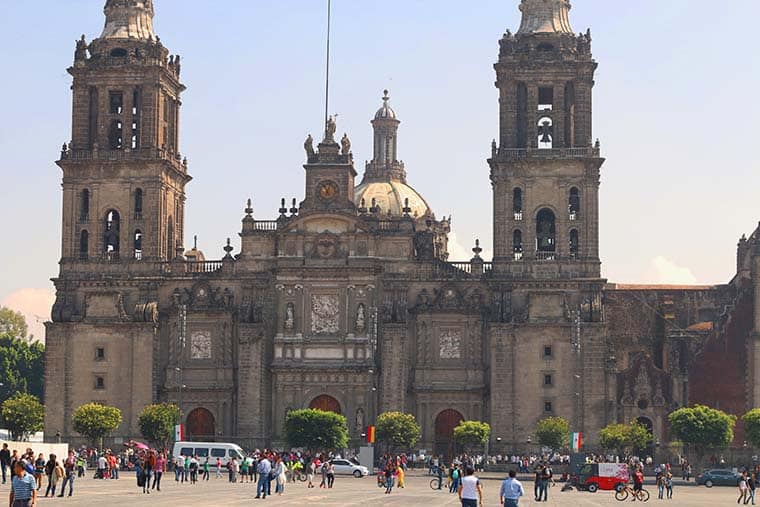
[79,230,89,260]
[513,230,523,261]
[104,210,120,258]
[569,187,580,219]
[134,189,143,219]
[569,229,579,258]
[167,218,174,258]
[538,117,553,149]
[513,188,523,220]
[108,120,123,150]
[134,229,143,260]
[80,189,90,222]
[536,208,556,258]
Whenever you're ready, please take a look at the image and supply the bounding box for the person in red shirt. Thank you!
[633,467,644,493]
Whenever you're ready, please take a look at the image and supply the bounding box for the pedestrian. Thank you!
[10,460,37,507]
[274,456,287,495]
[0,443,10,485]
[240,455,249,483]
[450,464,461,493]
[533,465,543,501]
[384,461,395,494]
[306,460,315,488]
[540,463,552,502]
[153,452,166,491]
[747,472,757,505]
[327,461,335,489]
[255,454,271,499]
[96,453,107,479]
[189,455,199,484]
[500,469,525,507]
[740,472,749,504]
[397,462,405,489]
[656,469,664,499]
[437,462,445,490]
[76,454,86,478]
[215,457,222,479]
[43,454,58,497]
[666,471,674,500]
[458,466,483,507]
[33,454,44,491]
[320,460,328,488]
[202,457,210,481]
[58,450,76,497]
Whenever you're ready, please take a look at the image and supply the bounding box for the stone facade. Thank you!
[45,0,760,453]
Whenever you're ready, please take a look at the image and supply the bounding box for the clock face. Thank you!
[318,181,338,201]
[190,331,212,360]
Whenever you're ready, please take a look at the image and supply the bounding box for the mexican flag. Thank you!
[571,432,583,452]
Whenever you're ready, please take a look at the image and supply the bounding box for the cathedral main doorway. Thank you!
[434,409,464,459]
[309,395,342,414]
[186,408,215,439]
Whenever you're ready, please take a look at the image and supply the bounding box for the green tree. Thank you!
[669,405,735,457]
[453,420,491,453]
[0,309,44,405]
[0,307,28,339]
[72,403,122,449]
[284,409,349,452]
[743,409,760,448]
[138,403,182,451]
[1,393,44,441]
[535,416,570,451]
[599,422,652,454]
[376,411,422,452]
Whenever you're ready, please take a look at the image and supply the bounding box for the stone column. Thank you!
[527,86,539,149]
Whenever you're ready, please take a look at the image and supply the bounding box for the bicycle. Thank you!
[615,484,650,502]
[429,477,451,491]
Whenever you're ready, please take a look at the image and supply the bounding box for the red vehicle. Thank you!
[574,463,629,493]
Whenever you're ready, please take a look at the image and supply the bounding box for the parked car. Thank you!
[696,469,741,487]
[172,442,245,467]
[330,458,369,478]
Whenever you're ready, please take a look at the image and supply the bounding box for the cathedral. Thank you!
[45,0,760,455]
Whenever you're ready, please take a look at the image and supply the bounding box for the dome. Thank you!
[374,90,397,120]
[354,180,432,218]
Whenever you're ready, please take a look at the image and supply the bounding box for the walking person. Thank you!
[533,465,543,501]
[58,451,76,497]
[319,460,328,489]
[202,457,210,481]
[10,460,37,507]
[656,469,665,499]
[0,443,10,485]
[189,455,199,484]
[500,469,525,507]
[326,461,335,489]
[152,452,166,491]
[43,454,59,497]
[539,463,552,502]
[33,454,44,491]
[274,456,287,495]
[458,466,483,507]
[384,461,395,494]
[741,472,750,505]
[747,472,757,505]
[306,460,315,488]
[666,471,674,500]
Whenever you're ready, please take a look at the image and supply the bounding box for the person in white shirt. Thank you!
[458,466,482,507]
[500,469,525,507]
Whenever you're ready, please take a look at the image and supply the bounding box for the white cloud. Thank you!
[2,287,56,343]
[647,256,698,285]
[447,231,493,262]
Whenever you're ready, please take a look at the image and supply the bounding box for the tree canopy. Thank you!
[72,403,122,448]
[376,411,422,452]
[0,308,44,404]
[668,405,735,452]
[535,416,570,450]
[599,421,652,453]
[744,409,760,448]
[284,409,349,451]
[138,403,182,451]
[453,420,491,452]
[1,393,44,441]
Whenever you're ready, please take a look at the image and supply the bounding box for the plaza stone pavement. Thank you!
[0,472,742,506]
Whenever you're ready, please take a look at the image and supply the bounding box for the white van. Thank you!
[172,442,246,466]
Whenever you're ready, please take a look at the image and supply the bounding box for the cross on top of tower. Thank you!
[517,0,574,35]
[101,0,155,40]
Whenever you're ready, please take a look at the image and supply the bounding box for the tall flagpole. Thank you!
[325,0,331,128]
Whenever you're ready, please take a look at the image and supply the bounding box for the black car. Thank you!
[696,469,742,487]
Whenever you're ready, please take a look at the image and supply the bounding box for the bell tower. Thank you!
[58,0,190,263]
[489,0,604,277]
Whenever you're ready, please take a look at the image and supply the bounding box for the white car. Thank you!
[329,458,369,478]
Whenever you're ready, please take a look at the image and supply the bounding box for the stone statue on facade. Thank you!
[341,133,351,155]
[75,35,88,61]
[355,408,365,432]
[324,115,337,143]
[284,302,295,331]
[355,303,366,333]
[304,134,315,159]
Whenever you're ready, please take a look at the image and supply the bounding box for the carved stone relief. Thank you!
[311,295,340,335]
[439,328,462,359]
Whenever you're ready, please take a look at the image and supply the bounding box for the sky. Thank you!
[1,0,759,341]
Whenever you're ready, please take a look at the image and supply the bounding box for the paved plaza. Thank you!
[0,472,743,506]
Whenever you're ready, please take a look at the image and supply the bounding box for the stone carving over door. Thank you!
[311,294,340,335]
[190,330,212,360]
[439,328,462,359]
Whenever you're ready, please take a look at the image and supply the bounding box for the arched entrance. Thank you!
[186,408,215,439]
[434,409,464,459]
[636,416,655,454]
[309,395,342,414]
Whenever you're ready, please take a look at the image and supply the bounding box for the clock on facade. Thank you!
[317,180,339,201]
[190,331,212,360]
